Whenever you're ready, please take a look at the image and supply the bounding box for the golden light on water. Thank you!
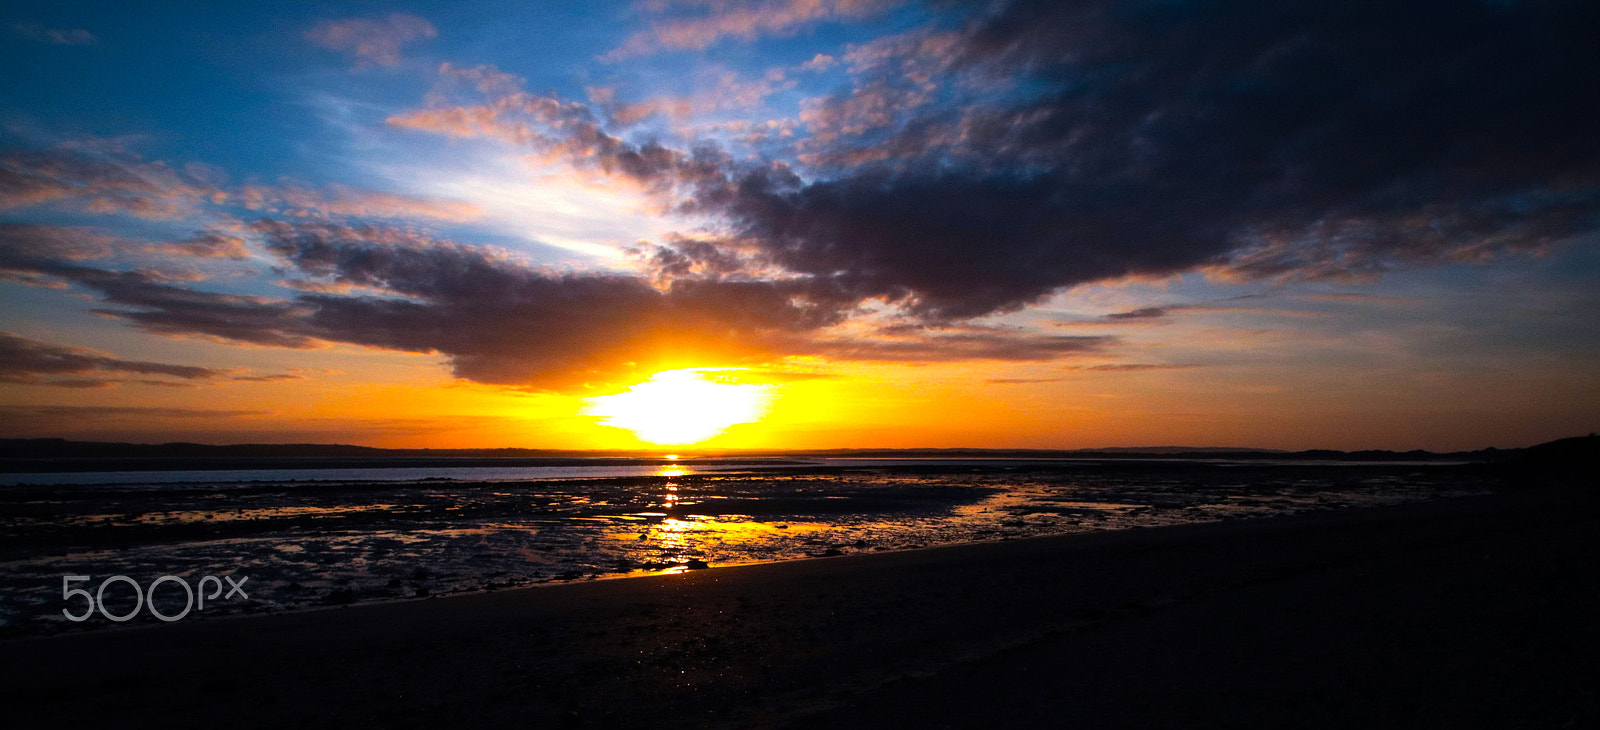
[582,368,775,445]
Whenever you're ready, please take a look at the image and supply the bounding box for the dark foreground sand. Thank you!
[3,483,1596,729]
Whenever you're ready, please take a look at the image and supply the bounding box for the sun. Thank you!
[582,368,774,445]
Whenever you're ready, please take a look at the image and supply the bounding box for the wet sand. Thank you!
[2,482,1595,729]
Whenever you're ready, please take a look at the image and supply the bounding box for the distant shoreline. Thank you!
[0,436,1523,473]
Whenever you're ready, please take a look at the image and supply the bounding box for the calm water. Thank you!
[0,459,1497,636]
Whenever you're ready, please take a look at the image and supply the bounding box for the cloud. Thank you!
[603,0,900,61]
[697,0,1600,319]
[11,23,97,46]
[0,331,225,387]
[799,53,838,72]
[0,405,264,421]
[388,71,740,203]
[987,363,1198,382]
[304,13,437,68]
[806,325,1113,362]
[235,183,483,222]
[149,231,252,259]
[602,67,798,128]
[4,216,1130,390]
[249,219,847,388]
[1073,297,1336,326]
[0,226,318,347]
[1104,307,1174,321]
[1072,363,1200,373]
[406,0,1597,324]
[4,220,846,389]
[230,373,307,382]
[412,0,1600,327]
[1,142,484,226]
[0,223,118,262]
[0,145,216,220]
[1295,292,1418,307]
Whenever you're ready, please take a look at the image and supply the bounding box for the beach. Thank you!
[3,480,1594,729]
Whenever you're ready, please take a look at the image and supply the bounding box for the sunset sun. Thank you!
[583,368,774,445]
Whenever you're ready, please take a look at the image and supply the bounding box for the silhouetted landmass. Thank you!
[0,438,583,459]
[1492,434,1599,482]
[759,446,1514,462]
[0,439,652,473]
[0,436,1552,473]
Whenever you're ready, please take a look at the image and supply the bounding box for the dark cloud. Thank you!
[1074,363,1199,372]
[1105,306,1174,321]
[4,221,838,389]
[249,219,855,388]
[87,272,316,347]
[0,331,224,386]
[397,1,1599,321]
[806,328,1112,362]
[4,216,1129,389]
[1,223,326,348]
[986,363,1197,381]
[0,223,116,262]
[632,236,754,284]
[686,0,1600,318]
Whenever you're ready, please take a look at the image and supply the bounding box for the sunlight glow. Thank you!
[582,368,774,445]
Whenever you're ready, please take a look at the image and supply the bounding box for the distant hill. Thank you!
[0,436,1540,473]
[773,446,1285,456]
[753,446,1514,462]
[0,438,671,473]
[0,438,588,460]
[1496,434,1599,482]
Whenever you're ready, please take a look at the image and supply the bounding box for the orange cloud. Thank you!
[149,231,253,259]
[604,67,797,128]
[603,0,899,60]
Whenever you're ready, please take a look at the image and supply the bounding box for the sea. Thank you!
[0,457,1500,637]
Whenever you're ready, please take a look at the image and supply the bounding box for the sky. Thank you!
[1,0,1597,451]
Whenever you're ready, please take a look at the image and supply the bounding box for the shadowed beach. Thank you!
[3,479,1594,729]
